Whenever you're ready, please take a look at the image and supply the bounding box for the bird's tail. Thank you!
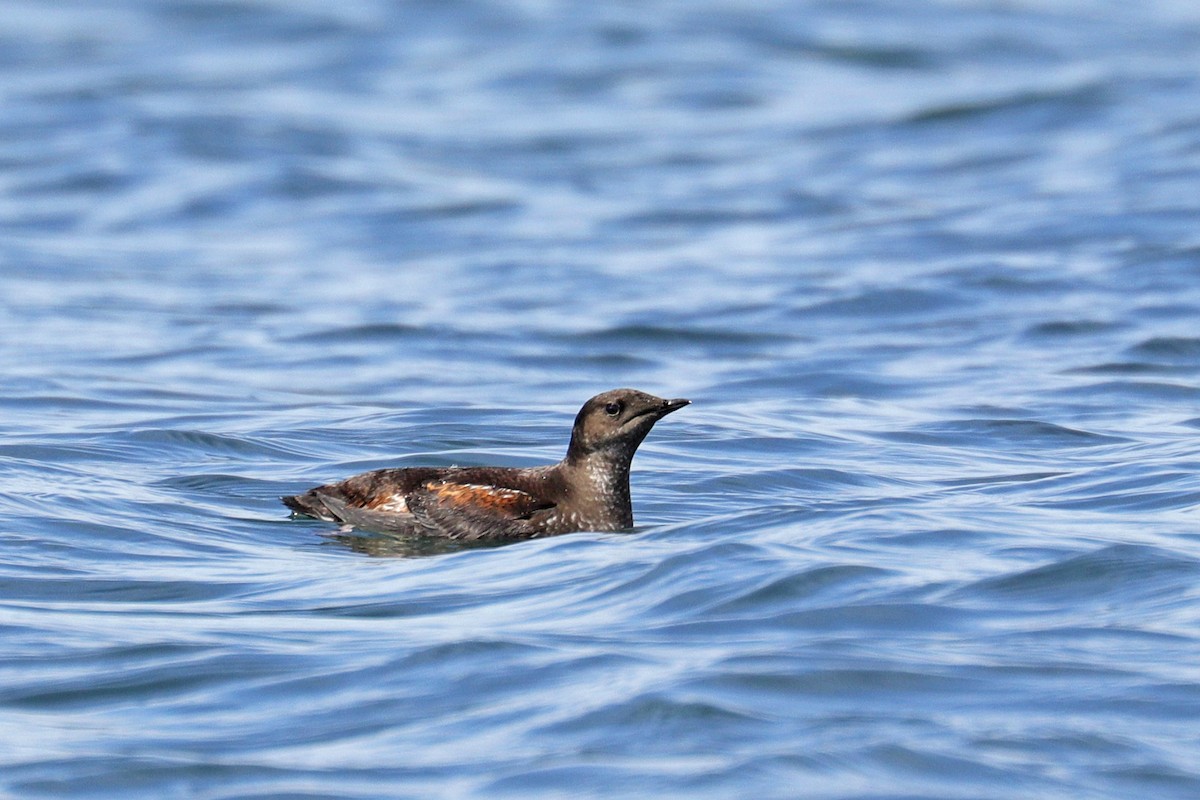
[282,490,339,522]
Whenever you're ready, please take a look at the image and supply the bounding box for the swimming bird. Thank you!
[282,388,689,541]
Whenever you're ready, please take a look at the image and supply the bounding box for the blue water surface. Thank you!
[3,1,1200,798]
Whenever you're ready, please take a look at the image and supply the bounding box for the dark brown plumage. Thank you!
[282,389,690,540]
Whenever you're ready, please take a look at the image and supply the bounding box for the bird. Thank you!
[282,388,689,541]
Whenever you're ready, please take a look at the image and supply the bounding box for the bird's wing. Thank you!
[308,491,424,535]
[406,480,555,540]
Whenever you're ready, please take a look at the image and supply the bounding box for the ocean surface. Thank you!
[3,1,1200,798]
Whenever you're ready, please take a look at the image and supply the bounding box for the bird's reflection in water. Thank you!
[322,531,506,558]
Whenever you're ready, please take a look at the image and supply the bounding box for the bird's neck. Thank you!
[561,448,634,525]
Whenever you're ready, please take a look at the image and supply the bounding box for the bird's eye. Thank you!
[604,401,623,417]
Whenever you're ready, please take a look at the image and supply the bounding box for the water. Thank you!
[3,1,1200,797]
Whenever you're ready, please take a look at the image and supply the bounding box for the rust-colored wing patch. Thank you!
[406,480,556,540]
[422,481,551,519]
[366,493,410,514]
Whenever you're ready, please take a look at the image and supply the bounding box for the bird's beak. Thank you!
[628,396,690,423]
[659,398,690,416]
